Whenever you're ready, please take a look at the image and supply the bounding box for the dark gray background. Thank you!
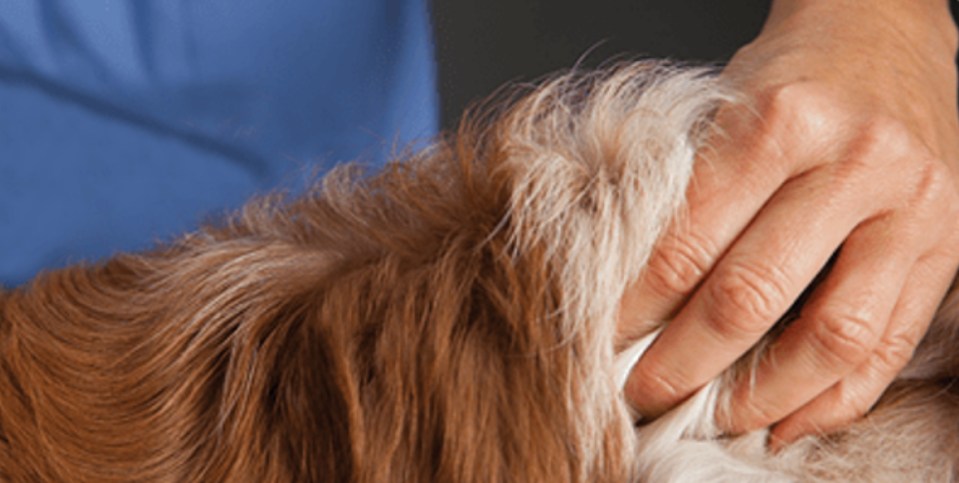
[431,0,959,129]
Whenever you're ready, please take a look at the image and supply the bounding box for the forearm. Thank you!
[763,0,958,59]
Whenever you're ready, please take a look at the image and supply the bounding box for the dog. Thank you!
[1,61,957,482]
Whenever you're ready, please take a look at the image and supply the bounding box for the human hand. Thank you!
[620,0,959,445]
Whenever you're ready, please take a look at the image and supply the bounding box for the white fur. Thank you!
[510,61,957,481]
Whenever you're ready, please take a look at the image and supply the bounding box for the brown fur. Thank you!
[0,106,628,481]
[1,62,958,482]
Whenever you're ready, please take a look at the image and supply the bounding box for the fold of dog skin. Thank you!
[1,61,958,482]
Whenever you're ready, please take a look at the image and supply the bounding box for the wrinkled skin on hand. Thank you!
[621,0,959,445]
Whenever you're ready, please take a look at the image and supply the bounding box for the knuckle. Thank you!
[808,310,881,368]
[632,359,688,410]
[833,386,874,422]
[834,118,912,179]
[764,83,823,118]
[861,117,914,157]
[644,232,714,300]
[910,158,958,213]
[837,118,919,178]
[762,83,834,136]
[873,332,920,372]
[731,391,780,431]
[706,261,789,340]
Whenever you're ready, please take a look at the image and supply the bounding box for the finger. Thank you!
[618,100,822,336]
[721,213,919,434]
[723,156,959,432]
[626,159,899,416]
[769,249,958,446]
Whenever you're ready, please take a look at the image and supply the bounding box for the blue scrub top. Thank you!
[0,0,438,286]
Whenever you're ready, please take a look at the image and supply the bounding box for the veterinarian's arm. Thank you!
[622,0,959,444]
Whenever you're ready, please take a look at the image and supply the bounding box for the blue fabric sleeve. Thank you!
[0,0,438,286]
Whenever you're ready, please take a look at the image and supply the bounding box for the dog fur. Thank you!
[1,61,957,482]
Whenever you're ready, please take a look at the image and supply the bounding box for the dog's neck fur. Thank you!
[1,61,958,482]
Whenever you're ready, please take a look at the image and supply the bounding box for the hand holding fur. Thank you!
[1,61,957,482]
[622,0,959,443]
